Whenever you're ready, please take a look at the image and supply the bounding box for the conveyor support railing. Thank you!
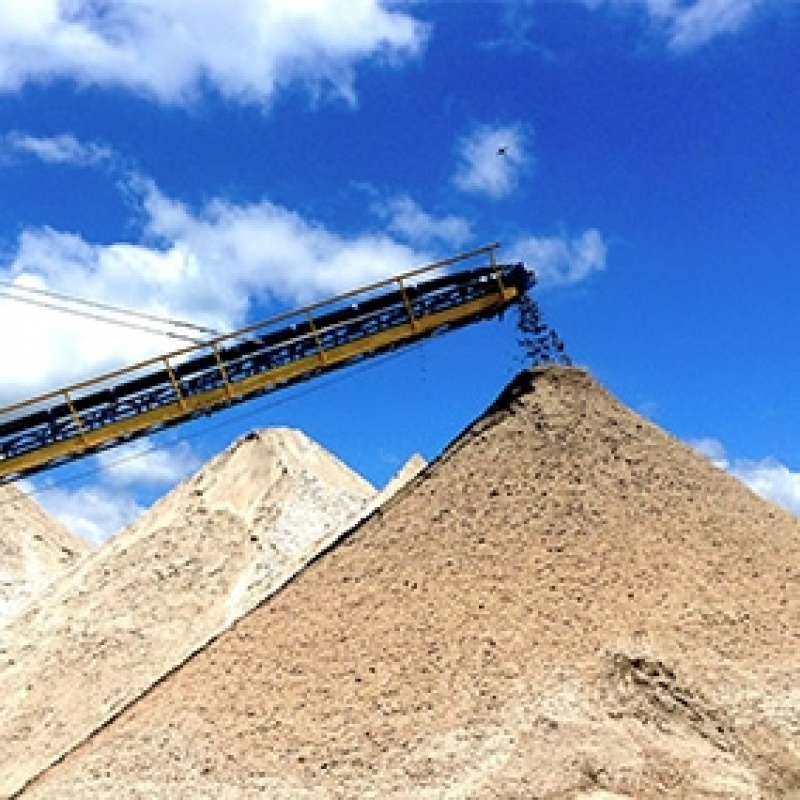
[0,243,533,484]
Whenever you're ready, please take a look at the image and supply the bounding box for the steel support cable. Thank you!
[0,290,205,344]
[0,278,219,337]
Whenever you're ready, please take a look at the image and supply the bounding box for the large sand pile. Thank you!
[0,484,88,626]
[0,428,383,798]
[14,368,800,798]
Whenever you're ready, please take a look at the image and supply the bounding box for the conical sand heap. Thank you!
[17,367,800,798]
[0,428,378,798]
[0,484,88,626]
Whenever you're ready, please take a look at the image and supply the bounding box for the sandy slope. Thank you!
[24,368,800,800]
[0,484,88,626]
[19,366,800,800]
[0,428,381,799]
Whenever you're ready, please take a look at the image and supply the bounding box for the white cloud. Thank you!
[0,178,429,404]
[690,438,800,516]
[508,229,607,287]
[453,123,531,199]
[21,437,203,543]
[30,483,144,545]
[729,459,800,517]
[141,181,427,305]
[5,132,112,166]
[97,439,202,487]
[645,0,765,49]
[582,0,768,49]
[689,436,728,468]
[376,196,472,248]
[0,0,426,105]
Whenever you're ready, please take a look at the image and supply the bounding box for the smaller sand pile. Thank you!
[0,427,382,798]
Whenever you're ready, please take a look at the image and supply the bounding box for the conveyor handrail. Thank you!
[0,244,531,483]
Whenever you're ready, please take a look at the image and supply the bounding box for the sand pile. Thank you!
[0,428,384,798]
[0,484,88,627]
[18,366,800,799]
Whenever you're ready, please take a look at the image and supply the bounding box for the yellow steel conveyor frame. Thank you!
[0,244,531,483]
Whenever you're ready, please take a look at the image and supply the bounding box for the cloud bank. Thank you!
[0,0,426,105]
[0,156,609,405]
[0,177,431,404]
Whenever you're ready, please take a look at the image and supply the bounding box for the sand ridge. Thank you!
[19,367,800,798]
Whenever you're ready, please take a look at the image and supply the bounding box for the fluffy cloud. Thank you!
[0,178,428,404]
[0,0,426,105]
[97,439,202,488]
[4,132,112,166]
[508,229,607,287]
[29,483,144,545]
[582,0,768,49]
[453,123,531,199]
[141,181,427,305]
[690,438,800,516]
[24,437,202,543]
[729,459,800,517]
[375,196,472,248]
[646,0,766,48]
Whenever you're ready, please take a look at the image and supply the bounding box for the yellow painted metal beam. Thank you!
[0,284,519,481]
[0,242,502,418]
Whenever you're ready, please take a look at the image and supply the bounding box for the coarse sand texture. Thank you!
[14,367,800,798]
[0,428,377,798]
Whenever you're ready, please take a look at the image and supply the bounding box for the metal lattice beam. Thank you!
[0,245,532,484]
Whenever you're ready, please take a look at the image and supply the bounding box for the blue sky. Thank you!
[0,0,798,542]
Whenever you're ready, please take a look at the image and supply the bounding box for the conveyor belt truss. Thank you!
[0,243,532,484]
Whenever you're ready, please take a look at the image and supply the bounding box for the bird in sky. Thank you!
[497,145,509,156]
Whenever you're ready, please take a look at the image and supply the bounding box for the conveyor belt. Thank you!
[0,244,533,484]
